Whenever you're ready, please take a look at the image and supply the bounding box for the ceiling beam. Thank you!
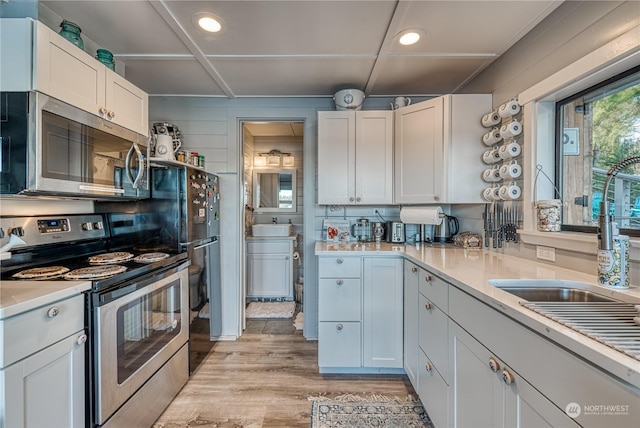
[364,0,412,96]
[149,0,235,98]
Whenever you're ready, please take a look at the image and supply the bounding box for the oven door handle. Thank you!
[94,260,189,307]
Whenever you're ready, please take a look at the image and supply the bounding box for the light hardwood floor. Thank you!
[154,318,416,427]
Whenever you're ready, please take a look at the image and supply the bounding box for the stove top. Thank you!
[6,250,188,291]
[1,214,187,292]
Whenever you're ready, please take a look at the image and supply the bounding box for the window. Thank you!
[557,65,640,235]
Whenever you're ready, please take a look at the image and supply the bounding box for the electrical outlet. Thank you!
[374,208,386,216]
[536,245,556,262]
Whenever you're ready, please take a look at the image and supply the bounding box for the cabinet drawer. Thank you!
[418,349,449,428]
[419,269,448,310]
[318,257,361,278]
[0,294,84,368]
[418,293,449,383]
[318,278,361,321]
[318,322,361,367]
[247,241,292,254]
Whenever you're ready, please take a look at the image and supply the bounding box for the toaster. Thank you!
[385,221,405,243]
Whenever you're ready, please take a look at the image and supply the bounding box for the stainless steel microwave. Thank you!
[0,91,149,199]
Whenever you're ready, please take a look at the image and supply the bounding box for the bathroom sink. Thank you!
[251,224,294,237]
[488,279,631,303]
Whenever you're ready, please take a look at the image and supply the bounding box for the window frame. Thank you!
[516,26,640,255]
[555,65,640,237]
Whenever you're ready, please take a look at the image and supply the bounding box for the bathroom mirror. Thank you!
[253,169,296,213]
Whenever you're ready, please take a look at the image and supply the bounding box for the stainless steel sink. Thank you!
[498,287,619,303]
[488,279,637,304]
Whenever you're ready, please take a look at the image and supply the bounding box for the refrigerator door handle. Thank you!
[193,239,218,250]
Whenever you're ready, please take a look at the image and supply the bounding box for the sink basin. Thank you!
[498,287,618,303]
[488,279,633,303]
[251,223,294,237]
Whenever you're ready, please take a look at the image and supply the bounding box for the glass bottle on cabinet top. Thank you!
[59,20,84,50]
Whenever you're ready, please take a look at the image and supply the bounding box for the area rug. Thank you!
[309,394,433,428]
[245,301,296,319]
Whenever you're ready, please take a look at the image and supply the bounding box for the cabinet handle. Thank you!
[47,307,60,318]
[411,266,417,273]
[488,358,500,373]
[502,370,514,386]
[98,107,107,116]
[349,197,355,202]
[107,110,116,119]
[285,256,290,260]
[425,362,433,373]
[356,197,361,202]
[336,323,344,331]
[425,302,433,311]
[76,334,88,346]
[336,279,344,285]
[336,258,343,264]
[425,275,432,282]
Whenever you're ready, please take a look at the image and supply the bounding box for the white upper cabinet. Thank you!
[318,110,393,205]
[1,18,148,136]
[394,94,491,204]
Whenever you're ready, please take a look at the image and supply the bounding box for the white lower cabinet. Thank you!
[318,256,403,372]
[450,322,579,428]
[247,238,294,299]
[318,322,362,368]
[403,261,420,389]
[363,257,403,368]
[418,349,449,428]
[0,294,86,428]
[408,270,584,428]
[449,286,639,428]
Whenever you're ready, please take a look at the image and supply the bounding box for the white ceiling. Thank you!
[39,0,563,99]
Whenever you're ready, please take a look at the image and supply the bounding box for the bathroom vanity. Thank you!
[246,236,295,300]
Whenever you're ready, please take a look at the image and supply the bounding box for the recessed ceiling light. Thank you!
[399,32,420,46]
[192,12,226,36]
[198,16,222,32]
[396,29,425,46]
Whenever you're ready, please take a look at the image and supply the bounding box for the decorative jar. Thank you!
[59,20,84,50]
[95,49,115,71]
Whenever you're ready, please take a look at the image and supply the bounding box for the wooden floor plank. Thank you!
[154,330,416,427]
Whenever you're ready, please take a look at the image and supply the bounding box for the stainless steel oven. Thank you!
[0,213,190,428]
[0,91,149,199]
[93,262,189,427]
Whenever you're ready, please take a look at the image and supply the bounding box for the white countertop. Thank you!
[0,280,92,319]
[315,241,640,387]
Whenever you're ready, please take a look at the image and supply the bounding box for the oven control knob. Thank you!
[47,307,59,318]
[93,222,104,230]
[10,227,25,237]
[76,334,87,346]
[81,223,93,231]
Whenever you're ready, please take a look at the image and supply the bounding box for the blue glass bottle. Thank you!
[59,20,84,50]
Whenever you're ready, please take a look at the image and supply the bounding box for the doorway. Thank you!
[241,121,304,334]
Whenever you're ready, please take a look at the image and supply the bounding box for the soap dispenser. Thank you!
[597,222,629,288]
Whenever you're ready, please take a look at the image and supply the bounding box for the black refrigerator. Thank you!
[151,166,221,372]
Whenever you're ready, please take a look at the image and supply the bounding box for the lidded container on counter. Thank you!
[535,199,561,232]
